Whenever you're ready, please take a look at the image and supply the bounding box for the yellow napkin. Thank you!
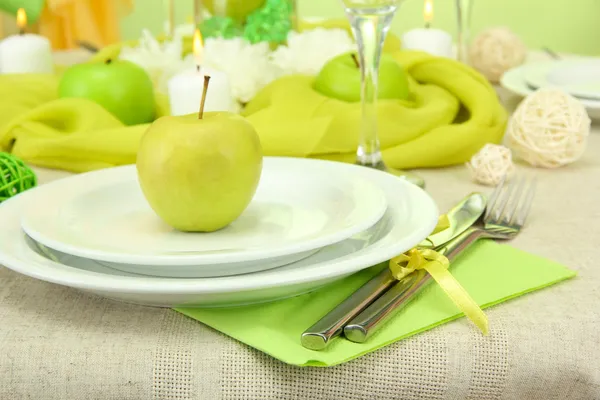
[0,19,506,173]
[243,51,508,169]
[0,74,170,172]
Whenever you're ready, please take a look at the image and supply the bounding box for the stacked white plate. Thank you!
[501,58,600,119]
[0,157,439,308]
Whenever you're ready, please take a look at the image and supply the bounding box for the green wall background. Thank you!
[121,0,600,56]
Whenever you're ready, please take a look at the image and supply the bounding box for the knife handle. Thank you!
[301,265,395,350]
[343,228,483,343]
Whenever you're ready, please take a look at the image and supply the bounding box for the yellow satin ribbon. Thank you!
[389,247,489,336]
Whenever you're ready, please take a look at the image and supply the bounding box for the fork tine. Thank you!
[489,175,519,223]
[511,176,537,228]
[504,175,526,224]
[484,174,507,221]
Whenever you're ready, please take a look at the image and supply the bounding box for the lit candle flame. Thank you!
[16,8,27,33]
[193,29,204,67]
[424,0,433,27]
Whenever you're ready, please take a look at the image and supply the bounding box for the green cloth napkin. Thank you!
[0,74,170,172]
[242,51,507,169]
[0,50,506,173]
[175,241,576,367]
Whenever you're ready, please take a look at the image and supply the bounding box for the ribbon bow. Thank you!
[389,247,489,336]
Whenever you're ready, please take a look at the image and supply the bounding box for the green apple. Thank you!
[136,112,263,232]
[203,0,266,23]
[313,52,410,102]
[58,59,155,126]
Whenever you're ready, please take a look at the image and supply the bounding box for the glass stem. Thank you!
[456,0,473,64]
[346,7,397,167]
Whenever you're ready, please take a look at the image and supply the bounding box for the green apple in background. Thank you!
[58,59,155,126]
[203,0,266,23]
[136,112,263,232]
[313,52,410,102]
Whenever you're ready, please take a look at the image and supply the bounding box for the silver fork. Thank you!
[433,174,537,259]
[342,174,537,343]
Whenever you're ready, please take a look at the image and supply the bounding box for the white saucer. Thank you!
[21,158,388,277]
[0,165,438,308]
[500,65,600,120]
[523,60,600,101]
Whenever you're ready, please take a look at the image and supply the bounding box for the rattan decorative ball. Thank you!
[466,144,515,186]
[469,27,527,83]
[0,153,36,202]
[506,88,591,168]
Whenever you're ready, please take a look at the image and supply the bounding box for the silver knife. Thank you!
[343,217,485,343]
[300,193,487,350]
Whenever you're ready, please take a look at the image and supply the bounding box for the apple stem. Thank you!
[351,53,360,69]
[198,75,211,120]
[105,59,112,65]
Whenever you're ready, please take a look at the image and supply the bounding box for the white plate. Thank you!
[21,158,388,277]
[524,60,600,101]
[0,166,438,308]
[500,65,600,120]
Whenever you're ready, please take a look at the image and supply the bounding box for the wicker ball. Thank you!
[506,88,591,168]
[466,144,515,186]
[0,153,37,202]
[469,27,527,83]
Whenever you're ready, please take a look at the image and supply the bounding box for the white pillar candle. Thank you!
[401,0,454,59]
[168,66,235,116]
[0,9,54,74]
[401,28,454,58]
[167,29,235,116]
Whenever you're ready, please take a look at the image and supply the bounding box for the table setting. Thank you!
[1,0,599,398]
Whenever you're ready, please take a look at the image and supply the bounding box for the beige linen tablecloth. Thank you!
[2,74,600,398]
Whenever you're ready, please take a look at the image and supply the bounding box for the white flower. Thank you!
[271,28,357,76]
[201,37,284,104]
[119,29,188,94]
[118,27,359,107]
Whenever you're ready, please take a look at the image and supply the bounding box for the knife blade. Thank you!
[300,193,487,350]
[418,193,487,249]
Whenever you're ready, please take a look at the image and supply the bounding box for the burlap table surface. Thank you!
[2,52,600,399]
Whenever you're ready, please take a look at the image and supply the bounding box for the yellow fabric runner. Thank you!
[38,0,133,50]
[389,248,489,335]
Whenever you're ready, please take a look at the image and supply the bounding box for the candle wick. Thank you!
[196,64,201,73]
[425,22,431,29]
[198,75,211,120]
[19,29,25,35]
[351,53,360,69]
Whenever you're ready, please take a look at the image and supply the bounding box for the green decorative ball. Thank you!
[0,153,37,203]
[199,0,294,43]
[243,0,294,44]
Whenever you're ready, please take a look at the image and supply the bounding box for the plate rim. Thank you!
[523,59,600,101]
[0,164,439,295]
[500,64,600,109]
[20,157,388,267]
